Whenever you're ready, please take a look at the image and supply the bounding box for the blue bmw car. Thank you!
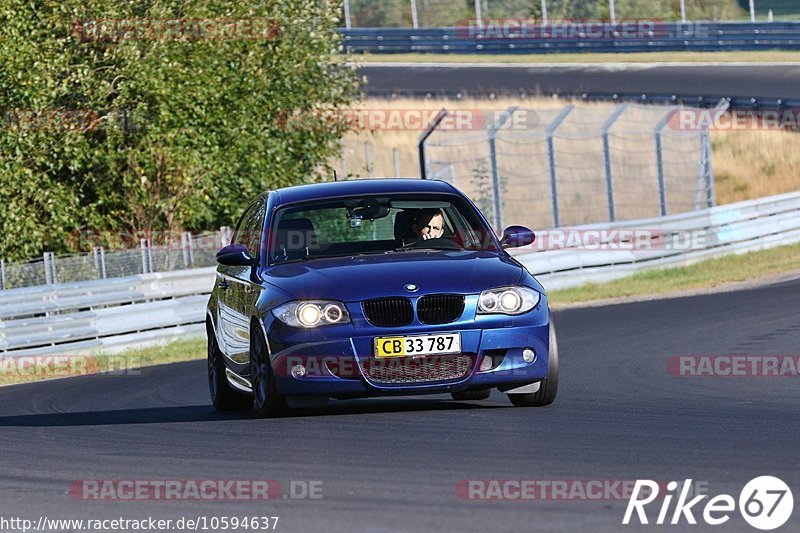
[207,179,558,417]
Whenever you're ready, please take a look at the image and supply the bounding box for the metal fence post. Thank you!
[92,246,100,278]
[222,226,233,247]
[364,141,373,177]
[44,252,53,285]
[487,107,519,231]
[0,258,5,290]
[410,0,419,29]
[418,108,448,179]
[140,238,151,274]
[186,231,195,267]
[654,110,674,217]
[546,105,575,227]
[49,252,58,285]
[99,246,107,279]
[600,104,628,222]
[703,129,716,207]
[343,0,351,29]
[181,232,192,268]
[393,148,401,178]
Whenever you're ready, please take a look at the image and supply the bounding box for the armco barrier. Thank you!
[340,22,800,54]
[516,190,800,290]
[0,268,215,355]
[1,192,799,355]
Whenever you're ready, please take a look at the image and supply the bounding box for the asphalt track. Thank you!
[359,63,800,100]
[1,277,798,532]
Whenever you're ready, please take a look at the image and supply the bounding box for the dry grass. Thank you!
[337,97,799,224]
[712,129,800,204]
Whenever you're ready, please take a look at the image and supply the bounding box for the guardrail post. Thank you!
[654,109,674,217]
[546,105,575,227]
[0,258,5,290]
[600,104,628,222]
[43,252,53,285]
[418,108,448,179]
[487,107,519,231]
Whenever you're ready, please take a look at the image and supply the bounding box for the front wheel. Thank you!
[508,313,559,407]
[250,326,288,418]
[208,325,252,411]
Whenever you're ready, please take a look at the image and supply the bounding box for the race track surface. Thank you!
[1,278,798,532]
[360,63,800,100]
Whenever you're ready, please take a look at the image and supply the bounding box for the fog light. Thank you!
[522,348,536,363]
[291,365,307,378]
[479,356,493,372]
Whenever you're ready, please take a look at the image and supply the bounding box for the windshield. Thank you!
[268,194,499,264]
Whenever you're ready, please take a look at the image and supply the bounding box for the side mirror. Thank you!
[216,244,256,266]
[500,225,535,249]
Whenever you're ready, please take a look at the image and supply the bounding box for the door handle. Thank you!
[219,279,229,290]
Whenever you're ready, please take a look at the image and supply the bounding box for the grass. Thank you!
[353,50,800,64]
[549,241,800,305]
[712,129,800,204]
[0,337,206,386]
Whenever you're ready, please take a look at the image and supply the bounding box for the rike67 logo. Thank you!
[623,477,794,530]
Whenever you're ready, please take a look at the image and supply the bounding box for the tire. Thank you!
[451,389,492,401]
[208,324,253,411]
[508,313,559,407]
[250,325,288,418]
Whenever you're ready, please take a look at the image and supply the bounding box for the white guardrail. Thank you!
[1,190,799,356]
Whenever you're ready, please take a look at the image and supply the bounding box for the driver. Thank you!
[412,209,445,240]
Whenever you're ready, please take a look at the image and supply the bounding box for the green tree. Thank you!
[0,0,358,260]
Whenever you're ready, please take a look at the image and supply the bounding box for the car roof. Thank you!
[271,178,458,206]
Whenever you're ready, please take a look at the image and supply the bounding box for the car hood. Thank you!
[260,250,528,302]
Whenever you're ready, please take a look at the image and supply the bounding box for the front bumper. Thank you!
[265,302,551,397]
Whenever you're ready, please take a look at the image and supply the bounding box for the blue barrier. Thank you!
[340,22,800,54]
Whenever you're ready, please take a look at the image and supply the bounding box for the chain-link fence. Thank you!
[342,0,764,27]
[0,229,231,290]
[421,103,715,230]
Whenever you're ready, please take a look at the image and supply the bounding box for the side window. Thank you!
[233,200,266,258]
[245,202,266,258]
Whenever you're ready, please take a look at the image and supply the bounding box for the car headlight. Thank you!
[477,286,540,315]
[272,301,351,328]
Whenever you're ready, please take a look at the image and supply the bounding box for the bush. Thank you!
[0,0,358,261]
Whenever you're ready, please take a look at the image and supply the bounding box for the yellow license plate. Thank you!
[374,333,462,358]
